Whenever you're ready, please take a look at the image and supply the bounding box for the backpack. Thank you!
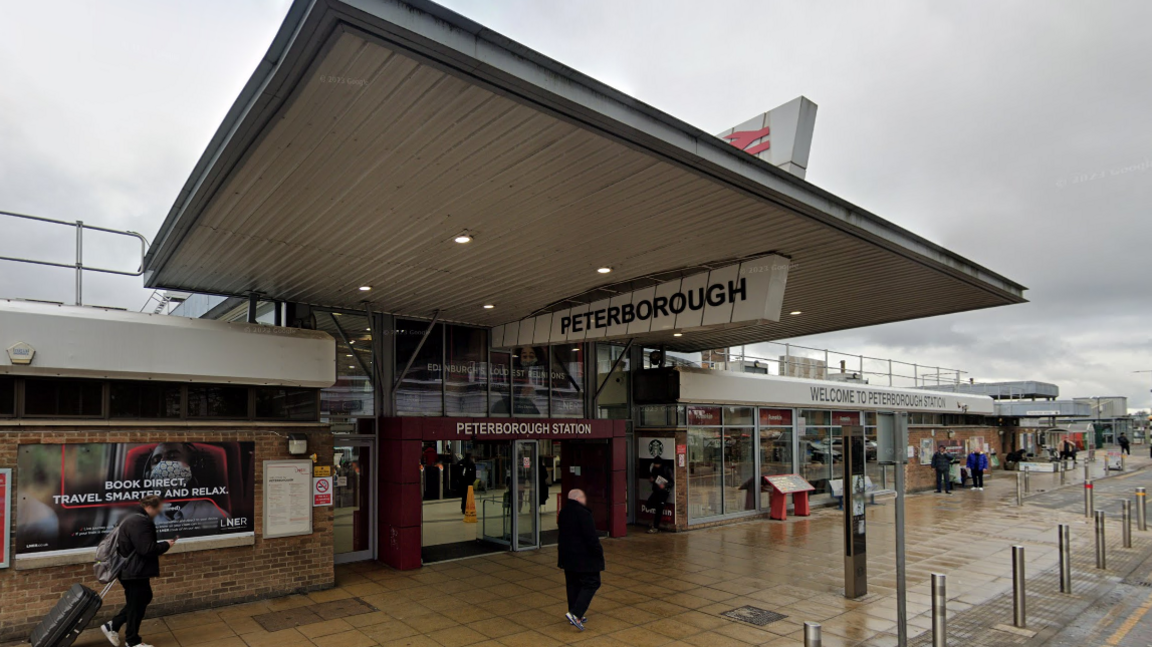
[93,515,135,584]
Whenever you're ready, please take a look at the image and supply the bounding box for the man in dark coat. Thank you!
[557,489,604,632]
[459,454,477,514]
[1119,433,1131,455]
[101,496,175,647]
[646,457,672,534]
[931,446,953,495]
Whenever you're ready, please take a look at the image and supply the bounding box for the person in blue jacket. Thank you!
[966,449,989,491]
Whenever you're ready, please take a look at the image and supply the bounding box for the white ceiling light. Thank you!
[597,267,612,274]
[483,304,495,309]
[359,285,372,291]
[790,311,802,315]
[673,333,683,337]
[454,234,473,244]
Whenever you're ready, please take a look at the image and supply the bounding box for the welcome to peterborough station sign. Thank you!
[492,254,790,348]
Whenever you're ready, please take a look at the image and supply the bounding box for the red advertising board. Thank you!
[759,408,793,426]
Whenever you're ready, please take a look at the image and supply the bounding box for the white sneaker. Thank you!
[100,623,120,647]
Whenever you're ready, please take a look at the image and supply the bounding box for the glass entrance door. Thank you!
[513,440,540,551]
[333,440,375,563]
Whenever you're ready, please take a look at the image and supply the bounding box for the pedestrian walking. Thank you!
[966,448,989,491]
[646,456,672,533]
[1119,433,1131,456]
[100,496,175,647]
[932,446,953,495]
[458,453,476,514]
[557,489,604,632]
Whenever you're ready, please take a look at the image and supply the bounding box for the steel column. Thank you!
[1012,546,1026,628]
[1016,472,1024,507]
[1059,524,1071,593]
[1024,467,1031,493]
[1123,500,1132,548]
[931,573,947,647]
[75,220,83,306]
[1095,510,1106,569]
[1085,478,1094,518]
[1138,487,1147,531]
[804,622,821,647]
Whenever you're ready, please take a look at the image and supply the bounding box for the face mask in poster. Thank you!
[16,442,255,555]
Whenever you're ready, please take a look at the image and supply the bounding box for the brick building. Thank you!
[0,302,336,642]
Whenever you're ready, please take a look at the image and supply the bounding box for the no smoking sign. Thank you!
[313,477,333,507]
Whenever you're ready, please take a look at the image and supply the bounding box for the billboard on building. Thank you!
[16,442,255,555]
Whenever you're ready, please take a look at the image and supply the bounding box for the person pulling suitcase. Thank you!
[100,496,175,647]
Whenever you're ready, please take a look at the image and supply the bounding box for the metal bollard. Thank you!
[1085,478,1094,518]
[1096,510,1107,569]
[1024,466,1031,493]
[1122,453,1127,472]
[1012,545,1026,628]
[1060,461,1067,485]
[804,622,821,647]
[1059,524,1072,593]
[1123,500,1132,548]
[1016,472,1024,507]
[932,573,947,647]
[1085,463,1090,483]
[1138,487,1147,531]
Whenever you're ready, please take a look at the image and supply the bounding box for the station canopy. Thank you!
[144,0,1026,352]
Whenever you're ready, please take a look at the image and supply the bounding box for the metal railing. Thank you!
[681,341,973,390]
[0,210,149,306]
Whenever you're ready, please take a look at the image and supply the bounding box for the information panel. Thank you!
[765,474,814,494]
[264,461,313,539]
[0,468,10,569]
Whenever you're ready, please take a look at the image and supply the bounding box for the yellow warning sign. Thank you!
[313,465,331,478]
[463,485,477,524]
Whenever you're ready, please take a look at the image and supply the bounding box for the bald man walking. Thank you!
[557,489,604,631]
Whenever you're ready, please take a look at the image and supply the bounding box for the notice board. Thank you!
[263,461,313,539]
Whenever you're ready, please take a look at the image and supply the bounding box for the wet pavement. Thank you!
[13,451,1152,647]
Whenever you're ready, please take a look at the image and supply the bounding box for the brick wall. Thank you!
[0,425,334,642]
[905,426,1005,491]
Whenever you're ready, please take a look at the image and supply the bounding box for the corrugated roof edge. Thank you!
[144,0,1027,303]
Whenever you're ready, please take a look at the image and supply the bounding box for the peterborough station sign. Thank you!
[492,254,790,348]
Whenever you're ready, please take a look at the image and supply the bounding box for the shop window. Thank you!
[24,379,103,417]
[317,312,375,424]
[110,382,181,419]
[723,406,754,426]
[724,426,756,513]
[395,318,443,416]
[801,409,830,426]
[639,404,684,427]
[187,385,248,418]
[512,346,549,416]
[595,343,630,419]
[445,325,488,416]
[688,427,723,520]
[550,346,584,418]
[490,351,511,415]
[0,377,14,416]
[687,405,721,426]
[255,387,319,420]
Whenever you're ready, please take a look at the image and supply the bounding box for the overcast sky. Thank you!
[1,1,1150,411]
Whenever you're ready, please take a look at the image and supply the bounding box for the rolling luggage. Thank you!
[29,582,114,647]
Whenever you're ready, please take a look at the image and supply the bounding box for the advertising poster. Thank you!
[16,442,255,556]
[637,436,676,523]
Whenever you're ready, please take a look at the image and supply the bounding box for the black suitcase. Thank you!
[30,582,114,647]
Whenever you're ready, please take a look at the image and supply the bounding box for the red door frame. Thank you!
[378,417,627,570]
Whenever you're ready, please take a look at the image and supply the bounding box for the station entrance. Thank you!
[418,437,615,562]
[377,416,625,569]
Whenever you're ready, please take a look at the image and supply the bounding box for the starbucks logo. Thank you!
[648,439,664,458]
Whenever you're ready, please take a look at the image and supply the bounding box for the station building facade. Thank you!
[0,0,1029,637]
